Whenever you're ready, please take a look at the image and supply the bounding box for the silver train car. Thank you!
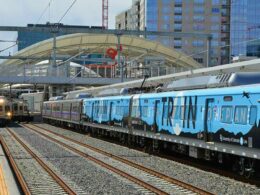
[11,99,30,122]
[0,96,13,125]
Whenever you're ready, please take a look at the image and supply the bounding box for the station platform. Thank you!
[0,145,20,195]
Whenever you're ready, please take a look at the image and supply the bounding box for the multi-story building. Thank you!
[17,23,102,50]
[230,0,260,57]
[116,0,231,66]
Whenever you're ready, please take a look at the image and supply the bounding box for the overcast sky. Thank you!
[0,0,132,56]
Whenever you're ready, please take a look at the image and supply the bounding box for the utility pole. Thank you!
[102,0,109,29]
[206,37,212,67]
[116,33,123,82]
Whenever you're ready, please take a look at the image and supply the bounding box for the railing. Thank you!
[5,63,189,79]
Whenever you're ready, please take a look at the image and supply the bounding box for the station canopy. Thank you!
[0,33,202,75]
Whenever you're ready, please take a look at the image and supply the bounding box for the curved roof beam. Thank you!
[1,33,202,70]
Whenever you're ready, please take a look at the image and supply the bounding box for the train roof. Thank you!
[84,95,131,101]
[139,83,260,98]
[44,98,83,103]
[165,72,260,91]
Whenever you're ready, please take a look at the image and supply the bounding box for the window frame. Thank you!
[234,106,248,125]
[249,106,257,125]
[221,106,233,124]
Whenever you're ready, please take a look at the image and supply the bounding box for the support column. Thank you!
[48,32,57,98]
[206,37,212,67]
[116,33,123,82]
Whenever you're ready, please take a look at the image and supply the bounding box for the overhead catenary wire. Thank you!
[35,0,54,25]
[0,43,17,54]
[58,0,77,23]
[0,40,17,43]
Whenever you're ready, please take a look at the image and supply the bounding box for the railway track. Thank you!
[0,127,76,195]
[23,123,213,195]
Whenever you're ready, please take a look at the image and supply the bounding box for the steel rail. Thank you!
[27,123,213,195]
[5,127,76,195]
[22,124,169,195]
[0,136,31,195]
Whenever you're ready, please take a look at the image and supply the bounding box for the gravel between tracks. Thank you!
[9,125,149,195]
[36,123,260,195]
[0,128,67,195]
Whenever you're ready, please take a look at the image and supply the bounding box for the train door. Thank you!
[91,102,94,122]
[204,98,214,142]
[109,101,114,125]
[128,96,134,128]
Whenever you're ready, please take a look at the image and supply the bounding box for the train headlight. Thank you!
[7,112,12,117]
[0,99,4,104]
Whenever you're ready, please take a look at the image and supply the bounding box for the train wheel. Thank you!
[245,159,255,179]
[237,157,254,178]
[238,157,245,176]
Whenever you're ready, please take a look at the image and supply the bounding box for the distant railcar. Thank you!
[0,96,12,125]
[42,98,83,124]
[12,99,30,122]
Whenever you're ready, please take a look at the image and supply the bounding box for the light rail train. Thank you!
[0,96,30,125]
[42,73,260,177]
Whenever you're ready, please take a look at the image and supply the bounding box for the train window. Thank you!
[13,104,18,111]
[224,96,233,101]
[181,106,184,120]
[102,103,108,115]
[0,106,2,112]
[249,106,257,125]
[142,106,148,117]
[72,106,78,112]
[234,106,248,125]
[5,106,10,112]
[221,106,233,123]
[180,106,189,120]
[173,106,180,119]
[19,106,23,111]
[163,105,168,119]
[207,107,212,120]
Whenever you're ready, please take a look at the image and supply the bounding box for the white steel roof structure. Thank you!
[0,33,202,74]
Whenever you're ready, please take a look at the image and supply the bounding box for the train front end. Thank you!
[0,97,12,126]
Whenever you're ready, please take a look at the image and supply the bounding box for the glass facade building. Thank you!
[116,0,231,66]
[18,31,63,51]
[17,24,102,51]
[231,0,260,57]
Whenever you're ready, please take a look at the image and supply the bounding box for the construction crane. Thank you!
[102,0,108,29]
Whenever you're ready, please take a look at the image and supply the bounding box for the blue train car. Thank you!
[83,96,131,126]
[131,84,260,148]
